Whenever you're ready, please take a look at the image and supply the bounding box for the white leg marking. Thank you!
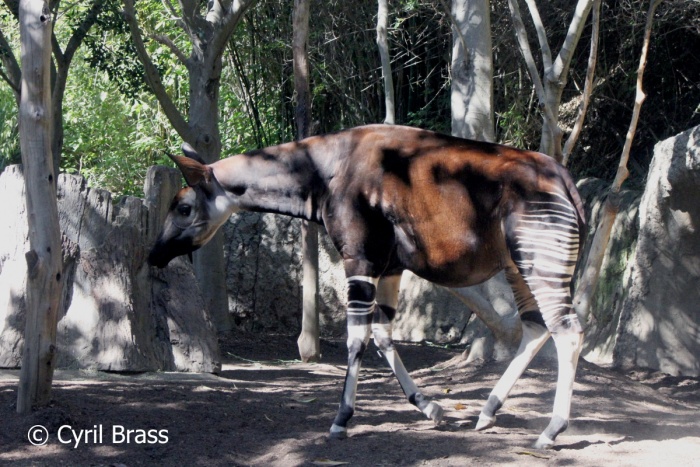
[373,275,444,425]
[533,330,583,449]
[476,322,550,431]
[551,331,583,421]
[347,275,377,284]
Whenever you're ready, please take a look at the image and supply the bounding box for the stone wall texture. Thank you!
[612,125,700,376]
[0,166,220,373]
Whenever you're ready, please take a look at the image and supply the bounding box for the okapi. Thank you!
[148,124,585,449]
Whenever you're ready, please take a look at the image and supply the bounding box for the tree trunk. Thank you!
[446,0,520,361]
[377,0,395,125]
[507,0,595,160]
[16,0,63,414]
[574,0,663,324]
[293,0,320,363]
[449,0,495,142]
[122,0,257,334]
[187,57,231,333]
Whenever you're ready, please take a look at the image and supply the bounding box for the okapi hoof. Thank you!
[475,413,496,431]
[532,433,555,450]
[422,401,444,425]
[328,424,348,440]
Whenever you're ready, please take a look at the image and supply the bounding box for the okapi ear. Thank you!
[167,152,212,187]
[181,142,207,164]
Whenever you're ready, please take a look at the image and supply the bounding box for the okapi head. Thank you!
[148,144,237,268]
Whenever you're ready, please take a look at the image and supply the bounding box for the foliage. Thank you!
[0,11,19,171]
[60,58,178,196]
[83,1,151,100]
[0,0,699,195]
[0,84,19,170]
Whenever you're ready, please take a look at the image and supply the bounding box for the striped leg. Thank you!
[372,276,444,424]
[480,191,584,448]
[476,264,551,431]
[329,275,376,439]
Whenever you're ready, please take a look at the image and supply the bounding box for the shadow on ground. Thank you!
[1,334,699,466]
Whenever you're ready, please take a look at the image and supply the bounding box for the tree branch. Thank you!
[562,0,600,166]
[206,0,258,68]
[523,0,552,73]
[61,0,104,68]
[0,67,20,96]
[178,0,198,22]
[1,0,18,18]
[162,0,179,19]
[506,0,559,143]
[149,33,189,65]
[573,0,664,324]
[123,0,191,141]
[551,0,595,82]
[506,0,545,103]
[0,27,21,97]
[612,0,664,192]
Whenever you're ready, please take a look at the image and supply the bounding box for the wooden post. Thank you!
[16,0,63,414]
[293,0,321,363]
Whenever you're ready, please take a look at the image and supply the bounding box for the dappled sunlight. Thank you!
[1,343,699,466]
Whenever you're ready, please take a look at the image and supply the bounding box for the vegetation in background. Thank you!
[1,0,699,196]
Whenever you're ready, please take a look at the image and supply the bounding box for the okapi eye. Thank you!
[178,204,192,216]
[231,185,246,196]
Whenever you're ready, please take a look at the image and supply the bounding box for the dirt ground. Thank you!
[1,333,699,466]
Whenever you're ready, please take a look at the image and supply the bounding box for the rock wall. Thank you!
[0,166,220,373]
[576,178,642,364]
[223,213,469,340]
[613,125,700,376]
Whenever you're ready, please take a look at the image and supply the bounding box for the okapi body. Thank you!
[148,124,585,449]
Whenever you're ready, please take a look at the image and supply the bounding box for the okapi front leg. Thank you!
[329,276,375,439]
[373,276,444,424]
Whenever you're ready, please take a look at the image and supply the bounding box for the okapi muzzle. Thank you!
[148,145,235,268]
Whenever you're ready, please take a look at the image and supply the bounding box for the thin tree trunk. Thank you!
[377,0,395,124]
[574,0,663,324]
[187,55,232,333]
[293,0,320,363]
[123,0,257,334]
[448,0,495,142]
[562,0,600,166]
[445,0,519,360]
[507,0,595,160]
[16,0,63,414]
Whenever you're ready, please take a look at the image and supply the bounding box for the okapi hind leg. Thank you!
[372,275,444,425]
[533,330,583,449]
[329,275,375,439]
[475,320,550,431]
[501,190,584,448]
[476,264,551,431]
